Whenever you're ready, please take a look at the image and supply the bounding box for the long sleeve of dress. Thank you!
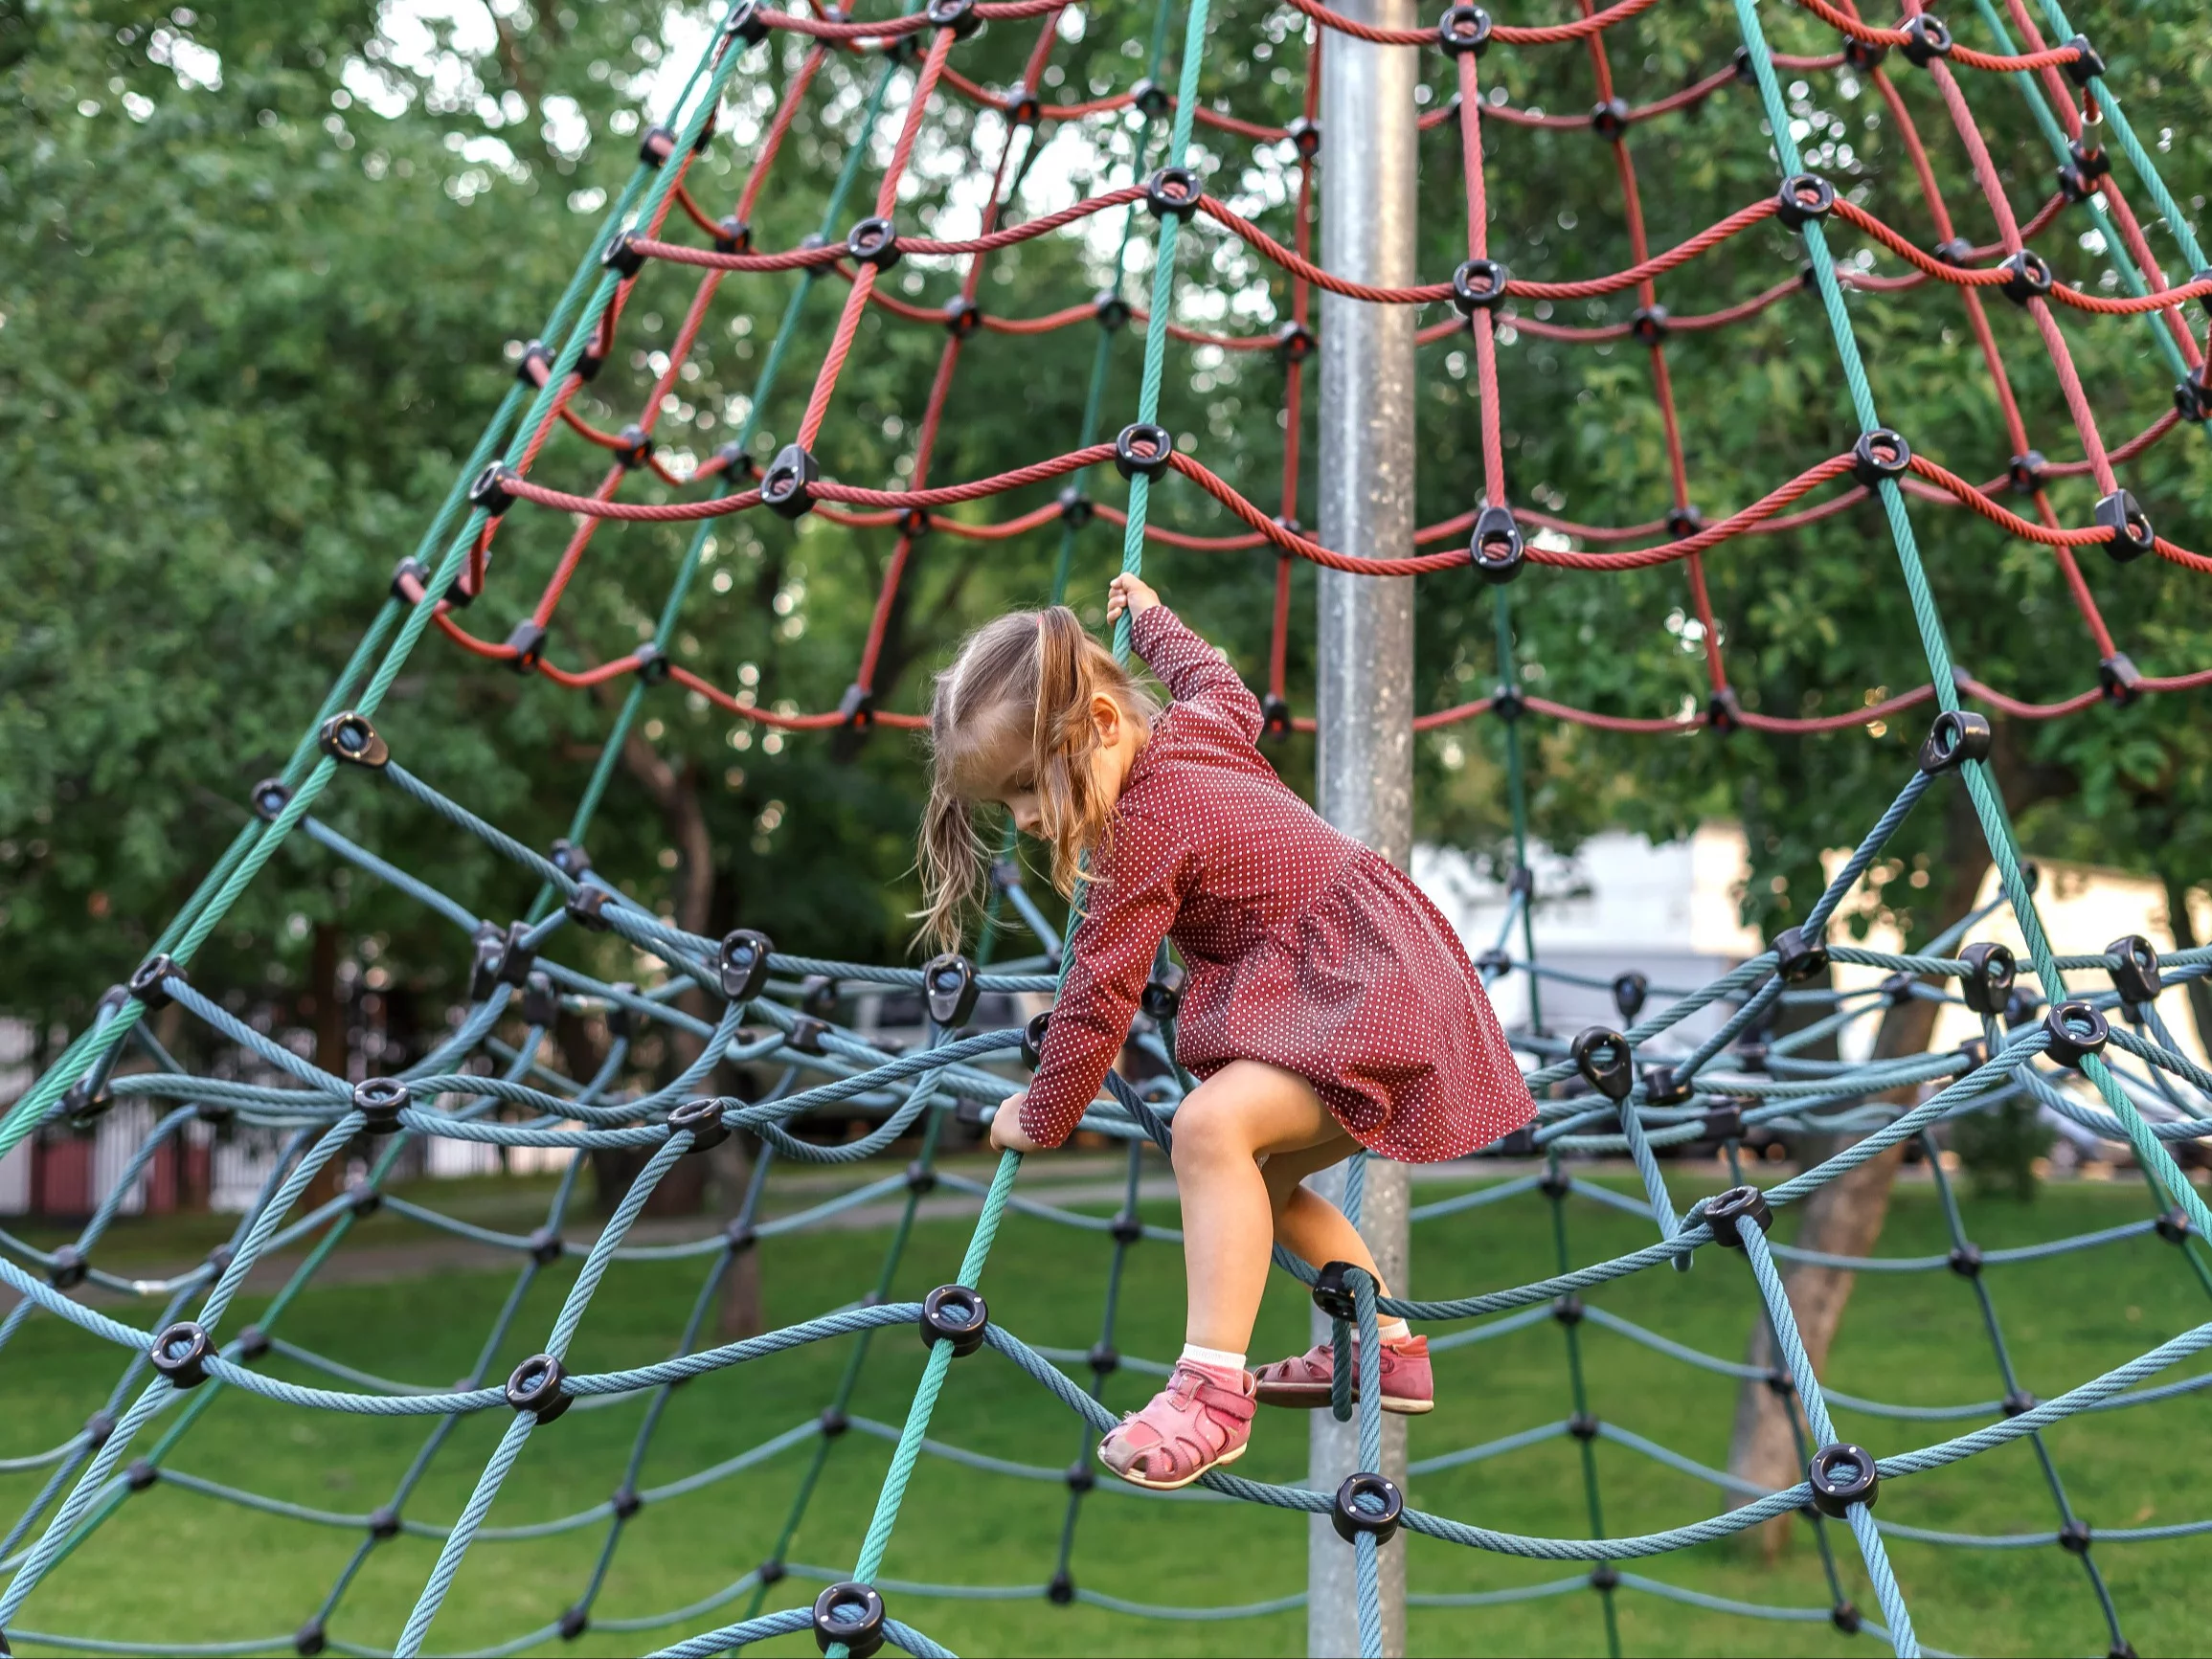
[1132,605,1264,745]
[1017,805,1194,1149]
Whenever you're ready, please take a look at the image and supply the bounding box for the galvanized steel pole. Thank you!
[1307,0,1417,1648]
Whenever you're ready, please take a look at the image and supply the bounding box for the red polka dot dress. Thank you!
[1018,605,1537,1159]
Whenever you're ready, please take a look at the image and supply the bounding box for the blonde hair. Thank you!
[917,607,1159,953]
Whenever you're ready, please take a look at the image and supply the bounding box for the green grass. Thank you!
[4,1165,2209,1658]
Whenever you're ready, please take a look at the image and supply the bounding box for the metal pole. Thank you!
[1308,0,1416,1649]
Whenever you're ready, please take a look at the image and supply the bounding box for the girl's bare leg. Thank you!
[1172,1061,1383,1354]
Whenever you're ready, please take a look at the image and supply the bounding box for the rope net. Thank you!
[5,0,2212,1654]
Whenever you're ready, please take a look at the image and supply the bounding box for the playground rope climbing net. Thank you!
[5,0,2212,1653]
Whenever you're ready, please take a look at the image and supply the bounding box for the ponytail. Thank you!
[915,606,1158,953]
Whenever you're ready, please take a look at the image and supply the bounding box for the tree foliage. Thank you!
[5,0,2211,1058]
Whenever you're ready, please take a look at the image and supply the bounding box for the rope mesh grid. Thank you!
[6,0,2212,1655]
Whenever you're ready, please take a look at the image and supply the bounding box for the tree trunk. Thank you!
[1727,778,1993,1554]
[2162,875,2212,1061]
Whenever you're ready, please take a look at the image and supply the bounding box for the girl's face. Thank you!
[987,693,1146,841]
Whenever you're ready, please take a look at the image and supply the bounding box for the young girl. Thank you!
[920,574,1535,1490]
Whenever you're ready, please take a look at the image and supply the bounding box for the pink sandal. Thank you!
[1253,1334,1433,1415]
[1096,1360,1257,1490]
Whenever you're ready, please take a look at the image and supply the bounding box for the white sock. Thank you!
[1375,1318,1412,1345]
[1181,1342,1247,1373]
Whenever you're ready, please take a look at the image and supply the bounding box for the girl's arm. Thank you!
[1130,604,1265,745]
[1018,810,1192,1149]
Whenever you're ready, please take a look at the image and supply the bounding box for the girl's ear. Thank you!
[1091,692,1123,748]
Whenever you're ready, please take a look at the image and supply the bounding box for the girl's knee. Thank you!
[1170,1092,1255,1170]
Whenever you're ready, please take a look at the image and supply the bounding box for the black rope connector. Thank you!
[633,641,673,684]
[1850,428,1910,486]
[1774,172,1836,229]
[1145,166,1202,222]
[1931,235,1974,265]
[1451,257,1510,314]
[757,1558,787,1586]
[1590,1562,1620,1592]
[1956,940,2016,1015]
[924,0,980,36]
[610,1483,643,1520]
[566,884,613,933]
[1899,13,1952,66]
[1089,1338,1122,1374]
[246,775,294,824]
[2042,1000,2109,1068]
[812,1582,887,1659]
[1092,288,1131,330]
[353,1078,410,1134]
[150,1320,214,1389]
[1047,1570,1075,1605]
[1108,1211,1142,1246]
[801,975,840,1019]
[2175,369,2212,425]
[610,424,656,471]
[639,115,714,168]
[726,1217,758,1254]
[1058,485,1095,527]
[1948,1243,1983,1277]
[919,1284,989,1356]
[2105,933,2161,1008]
[127,1457,160,1491]
[121,954,182,1013]
[1844,35,1887,70]
[2070,136,2111,181]
[761,443,820,519]
[1538,1167,1572,1199]
[1590,97,1631,142]
[1065,1459,1096,1495]
[1020,1009,1051,1068]
[2061,33,2105,85]
[1311,1260,1362,1321]
[557,1606,589,1642]
[526,1225,564,1267]
[1665,504,1704,538]
[1609,971,1649,1021]
[923,953,981,1028]
[1955,1034,1990,1071]
[1628,304,1668,346]
[667,1097,731,1154]
[1129,78,1171,119]
[2156,1209,2192,1244]
[836,682,877,731]
[61,1075,112,1129]
[725,0,770,45]
[1141,961,1187,1022]
[1569,1410,1599,1441]
[2098,653,2142,706]
[1641,1065,1694,1107]
[82,1408,117,1449]
[2093,489,2154,562]
[1004,83,1041,125]
[1771,926,1830,983]
[2059,1516,2093,1554]
[820,1406,849,1437]
[1331,1472,1404,1545]
[601,230,647,279]
[2005,450,2046,495]
[1552,1293,1585,1327]
[1435,4,1493,56]
[515,339,553,387]
[942,295,982,339]
[846,215,900,269]
[366,1503,401,1541]
[1570,1028,1636,1103]
[549,837,591,879]
[1470,504,1524,583]
[348,1180,383,1218]
[1701,1104,1744,1141]
[1833,1601,1863,1634]
[506,619,547,674]
[904,1158,937,1195]
[1808,1442,1879,1515]
[1998,249,2054,304]
[1115,422,1174,480]
[1275,319,1316,365]
[318,711,390,770]
[48,1246,88,1289]
[717,928,774,1002]
[469,460,519,520]
[1765,1366,1794,1397]
[1918,707,1993,775]
[1704,1184,1772,1247]
[714,214,753,254]
[2001,1387,2038,1417]
[1286,115,1320,158]
[505,1353,572,1423]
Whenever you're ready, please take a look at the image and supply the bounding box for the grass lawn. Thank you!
[3,1162,2208,1658]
